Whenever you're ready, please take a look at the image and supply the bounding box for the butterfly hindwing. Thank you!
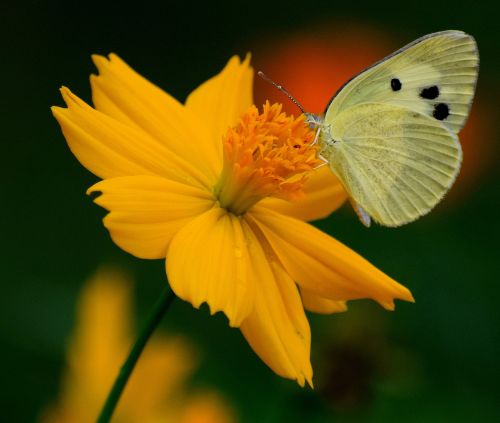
[322,103,462,227]
[325,30,478,134]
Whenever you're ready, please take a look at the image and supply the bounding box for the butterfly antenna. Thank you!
[257,71,306,114]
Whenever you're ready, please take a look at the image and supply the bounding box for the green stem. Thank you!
[96,286,176,423]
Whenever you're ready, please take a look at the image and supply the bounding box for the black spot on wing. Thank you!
[391,78,402,91]
[420,85,440,100]
[433,103,449,120]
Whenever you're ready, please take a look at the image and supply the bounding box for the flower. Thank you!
[52,54,413,386]
[41,267,236,423]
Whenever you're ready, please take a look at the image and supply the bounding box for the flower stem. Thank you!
[96,286,176,423]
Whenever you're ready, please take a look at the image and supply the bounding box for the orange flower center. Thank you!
[214,102,321,215]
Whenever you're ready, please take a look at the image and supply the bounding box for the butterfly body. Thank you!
[316,30,478,227]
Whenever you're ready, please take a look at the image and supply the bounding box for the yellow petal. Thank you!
[248,206,414,309]
[65,267,133,410]
[240,220,312,387]
[185,55,253,170]
[90,54,220,180]
[300,288,348,314]
[258,166,348,221]
[166,208,254,327]
[52,88,211,189]
[88,176,214,259]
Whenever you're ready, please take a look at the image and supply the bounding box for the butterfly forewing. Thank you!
[323,103,462,226]
[325,30,479,134]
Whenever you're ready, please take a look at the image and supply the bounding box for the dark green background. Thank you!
[1,1,499,421]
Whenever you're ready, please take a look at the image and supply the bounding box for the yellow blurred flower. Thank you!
[41,267,236,423]
[52,54,413,385]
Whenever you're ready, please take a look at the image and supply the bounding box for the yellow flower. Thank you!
[52,54,414,386]
[41,267,236,423]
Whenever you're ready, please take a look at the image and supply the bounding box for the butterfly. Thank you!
[262,30,479,227]
[315,30,479,227]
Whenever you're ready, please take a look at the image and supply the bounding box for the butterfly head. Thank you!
[257,71,337,163]
[304,112,323,128]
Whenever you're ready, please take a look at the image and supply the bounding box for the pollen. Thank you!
[215,102,320,215]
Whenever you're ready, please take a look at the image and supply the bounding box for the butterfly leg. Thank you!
[314,152,328,169]
[310,126,321,146]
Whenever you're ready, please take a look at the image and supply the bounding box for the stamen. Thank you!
[215,102,320,215]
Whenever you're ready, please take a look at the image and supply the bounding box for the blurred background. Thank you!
[1,1,499,421]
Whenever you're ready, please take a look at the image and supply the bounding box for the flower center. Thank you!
[214,102,321,215]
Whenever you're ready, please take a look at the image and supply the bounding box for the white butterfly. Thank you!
[264,30,479,227]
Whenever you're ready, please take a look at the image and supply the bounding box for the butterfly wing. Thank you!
[325,30,479,134]
[323,103,461,227]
